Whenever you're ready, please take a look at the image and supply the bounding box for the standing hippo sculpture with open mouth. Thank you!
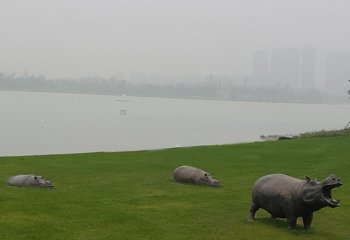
[247,173,342,229]
[6,175,54,188]
[173,166,220,187]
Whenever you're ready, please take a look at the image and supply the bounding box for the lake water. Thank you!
[1,90,349,156]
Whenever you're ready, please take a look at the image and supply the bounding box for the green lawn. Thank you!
[1,136,349,240]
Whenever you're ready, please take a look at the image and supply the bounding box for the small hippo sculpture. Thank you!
[6,175,54,188]
[247,173,342,229]
[173,166,220,186]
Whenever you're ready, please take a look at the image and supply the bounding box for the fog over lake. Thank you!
[1,91,349,156]
[2,1,350,95]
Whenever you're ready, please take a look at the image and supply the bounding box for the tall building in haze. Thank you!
[300,47,316,90]
[325,52,350,95]
[270,47,300,88]
[252,50,269,86]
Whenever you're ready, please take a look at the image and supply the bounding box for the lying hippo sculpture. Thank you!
[173,166,220,186]
[6,175,54,188]
[247,173,342,229]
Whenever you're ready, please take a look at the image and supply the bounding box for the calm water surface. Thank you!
[1,91,349,156]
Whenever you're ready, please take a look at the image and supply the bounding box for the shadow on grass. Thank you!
[169,179,223,188]
[251,217,316,235]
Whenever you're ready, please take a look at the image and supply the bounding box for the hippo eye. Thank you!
[332,177,336,181]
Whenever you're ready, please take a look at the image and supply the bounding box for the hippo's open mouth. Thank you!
[323,184,341,207]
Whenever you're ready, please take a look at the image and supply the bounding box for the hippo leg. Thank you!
[285,208,297,229]
[302,213,313,229]
[247,202,259,222]
[286,217,297,229]
[285,212,298,230]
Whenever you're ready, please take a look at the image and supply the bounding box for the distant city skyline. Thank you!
[252,46,316,89]
[251,47,350,94]
[2,45,350,96]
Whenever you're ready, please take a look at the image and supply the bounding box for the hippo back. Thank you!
[252,174,302,198]
[173,166,201,184]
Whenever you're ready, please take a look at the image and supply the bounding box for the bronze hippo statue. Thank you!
[173,166,220,187]
[247,173,342,229]
[6,174,54,188]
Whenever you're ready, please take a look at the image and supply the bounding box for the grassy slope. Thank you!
[0,136,349,240]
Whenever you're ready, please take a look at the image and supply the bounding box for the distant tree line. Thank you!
[0,72,345,104]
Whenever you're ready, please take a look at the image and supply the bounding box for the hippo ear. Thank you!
[204,173,208,177]
[34,176,38,180]
[305,176,311,182]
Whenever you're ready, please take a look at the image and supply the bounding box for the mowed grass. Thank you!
[0,136,349,240]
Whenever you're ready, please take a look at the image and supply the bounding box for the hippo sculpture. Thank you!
[247,173,342,229]
[173,166,220,186]
[6,175,54,188]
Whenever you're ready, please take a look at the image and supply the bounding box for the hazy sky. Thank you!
[1,0,350,79]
